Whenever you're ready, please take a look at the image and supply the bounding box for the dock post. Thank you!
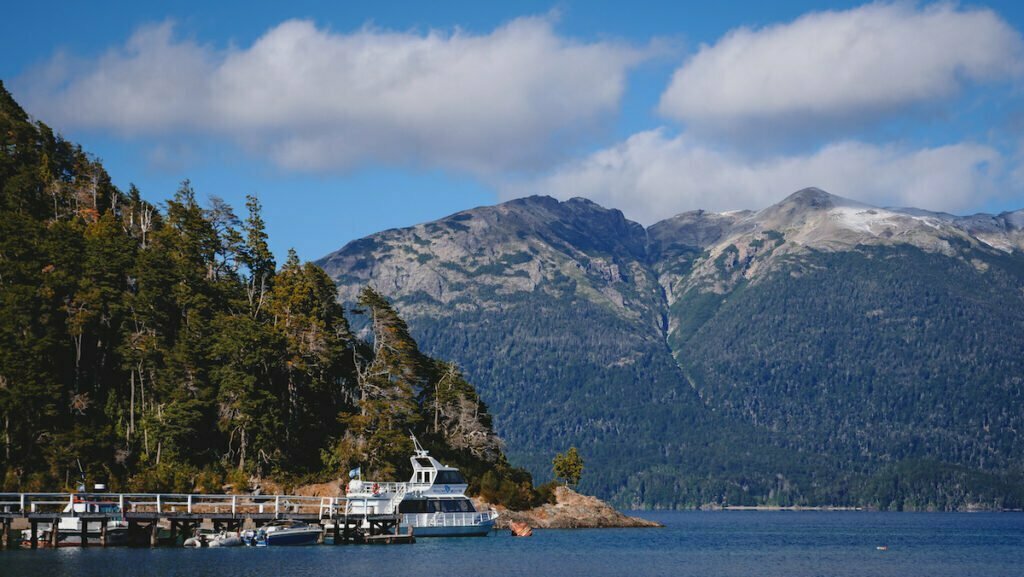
[127,520,138,547]
[150,522,159,547]
[169,520,178,546]
[50,518,60,547]
[80,519,89,547]
[100,519,108,547]
[2,518,10,549]
[29,520,38,549]
[332,519,340,545]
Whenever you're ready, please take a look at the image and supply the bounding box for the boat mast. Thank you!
[409,432,428,458]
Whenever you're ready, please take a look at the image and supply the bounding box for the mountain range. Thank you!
[318,188,1024,509]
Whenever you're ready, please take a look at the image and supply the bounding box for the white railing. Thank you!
[348,481,406,496]
[402,510,498,528]
[0,493,344,518]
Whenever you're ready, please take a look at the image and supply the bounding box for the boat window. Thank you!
[415,458,434,468]
[434,470,466,485]
[440,499,474,512]
[398,500,429,514]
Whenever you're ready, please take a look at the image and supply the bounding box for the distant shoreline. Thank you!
[717,505,863,511]
[633,505,1024,513]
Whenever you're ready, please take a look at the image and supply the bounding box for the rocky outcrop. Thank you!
[495,487,661,529]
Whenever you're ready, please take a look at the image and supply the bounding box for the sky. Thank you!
[3,1,1023,261]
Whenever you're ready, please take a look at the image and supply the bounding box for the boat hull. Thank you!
[262,529,321,546]
[408,524,493,537]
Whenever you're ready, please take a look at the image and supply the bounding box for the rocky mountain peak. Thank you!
[780,187,851,208]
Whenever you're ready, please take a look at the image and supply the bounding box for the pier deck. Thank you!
[0,492,411,548]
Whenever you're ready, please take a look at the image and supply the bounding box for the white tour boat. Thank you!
[345,437,499,537]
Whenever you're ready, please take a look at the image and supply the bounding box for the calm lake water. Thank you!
[2,511,1022,577]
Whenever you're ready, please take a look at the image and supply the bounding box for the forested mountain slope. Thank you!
[321,189,1024,510]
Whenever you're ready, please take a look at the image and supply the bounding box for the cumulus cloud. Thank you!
[518,129,1005,223]
[17,17,646,173]
[659,2,1023,136]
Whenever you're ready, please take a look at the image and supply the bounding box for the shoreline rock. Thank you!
[494,486,662,529]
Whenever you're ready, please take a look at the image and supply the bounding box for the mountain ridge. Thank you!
[319,189,1024,509]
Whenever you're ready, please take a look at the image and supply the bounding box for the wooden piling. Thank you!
[169,520,177,546]
[127,520,138,547]
[50,519,60,547]
[100,519,108,547]
[332,520,340,545]
[29,520,38,549]
[80,518,89,547]
[1,518,10,549]
[149,522,159,547]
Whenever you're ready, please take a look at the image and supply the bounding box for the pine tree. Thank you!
[270,250,355,471]
[342,287,425,478]
[423,361,502,462]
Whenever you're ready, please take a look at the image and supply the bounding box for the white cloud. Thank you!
[518,129,1005,223]
[659,2,1023,135]
[17,17,645,174]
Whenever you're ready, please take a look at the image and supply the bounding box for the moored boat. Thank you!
[344,436,499,537]
[242,520,321,546]
[184,530,243,548]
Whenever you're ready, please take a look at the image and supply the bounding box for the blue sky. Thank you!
[3,1,1023,261]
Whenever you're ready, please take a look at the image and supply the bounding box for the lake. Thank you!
[1,511,1022,577]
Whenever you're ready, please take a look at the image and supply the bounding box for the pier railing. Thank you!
[0,493,345,519]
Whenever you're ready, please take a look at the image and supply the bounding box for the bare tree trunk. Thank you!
[239,428,247,472]
[73,333,83,392]
[138,363,146,415]
[129,370,136,440]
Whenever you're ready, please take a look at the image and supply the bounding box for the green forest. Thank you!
[0,81,546,506]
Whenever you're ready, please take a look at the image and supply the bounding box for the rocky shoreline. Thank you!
[493,486,662,529]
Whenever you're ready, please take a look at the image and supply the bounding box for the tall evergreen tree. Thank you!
[342,287,426,478]
[270,250,355,471]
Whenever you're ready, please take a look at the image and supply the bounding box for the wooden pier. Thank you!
[0,492,413,548]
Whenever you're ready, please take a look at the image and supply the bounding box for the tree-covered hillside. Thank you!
[676,247,1024,495]
[323,189,1024,510]
[0,81,538,502]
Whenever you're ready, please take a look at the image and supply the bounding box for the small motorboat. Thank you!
[242,520,321,546]
[184,530,243,548]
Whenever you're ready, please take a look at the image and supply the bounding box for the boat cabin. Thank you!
[397,496,477,514]
[408,452,467,495]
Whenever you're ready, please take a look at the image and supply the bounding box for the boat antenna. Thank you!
[409,431,428,457]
